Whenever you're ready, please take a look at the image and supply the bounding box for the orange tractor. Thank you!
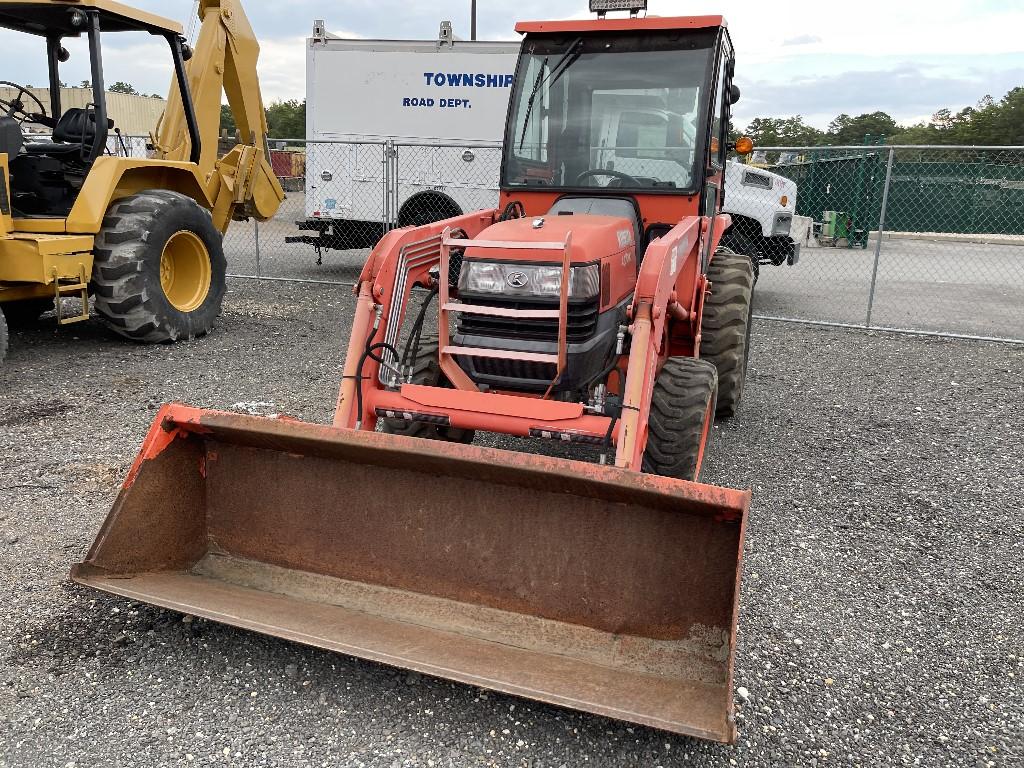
[75,3,755,743]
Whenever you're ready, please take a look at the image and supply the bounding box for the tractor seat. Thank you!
[23,108,102,158]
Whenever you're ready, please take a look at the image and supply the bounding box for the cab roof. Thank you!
[515,15,726,34]
[0,0,182,37]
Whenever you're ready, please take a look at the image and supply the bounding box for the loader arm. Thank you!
[153,0,284,233]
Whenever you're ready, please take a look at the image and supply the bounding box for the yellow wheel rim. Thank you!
[160,231,212,312]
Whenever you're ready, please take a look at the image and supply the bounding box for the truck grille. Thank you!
[456,297,600,343]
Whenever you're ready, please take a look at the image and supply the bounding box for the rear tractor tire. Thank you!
[92,190,226,342]
[721,227,759,285]
[380,333,475,444]
[702,246,754,419]
[642,357,718,482]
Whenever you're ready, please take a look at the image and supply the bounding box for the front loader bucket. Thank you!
[73,404,749,742]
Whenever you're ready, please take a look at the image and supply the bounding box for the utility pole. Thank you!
[471,0,477,40]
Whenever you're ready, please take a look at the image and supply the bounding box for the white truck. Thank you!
[293,20,799,282]
[588,101,800,283]
[721,161,800,283]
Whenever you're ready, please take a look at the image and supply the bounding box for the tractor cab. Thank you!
[450,7,742,395]
[0,0,199,217]
[498,8,739,256]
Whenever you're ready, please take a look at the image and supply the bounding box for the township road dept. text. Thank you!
[403,72,514,109]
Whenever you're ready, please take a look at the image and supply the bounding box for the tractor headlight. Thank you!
[458,262,600,300]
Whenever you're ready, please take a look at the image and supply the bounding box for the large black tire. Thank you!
[398,194,462,228]
[0,310,8,365]
[380,334,475,444]
[92,191,226,342]
[1,297,54,327]
[721,227,759,285]
[642,357,718,482]
[702,247,754,419]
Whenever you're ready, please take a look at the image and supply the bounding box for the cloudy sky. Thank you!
[1,0,1021,129]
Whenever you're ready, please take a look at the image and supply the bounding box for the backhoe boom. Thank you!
[154,0,284,232]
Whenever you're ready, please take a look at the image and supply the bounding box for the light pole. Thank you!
[471,0,477,40]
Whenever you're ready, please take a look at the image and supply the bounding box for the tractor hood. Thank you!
[466,214,636,264]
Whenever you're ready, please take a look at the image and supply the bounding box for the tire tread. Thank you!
[703,247,754,418]
[92,190,225,343]
[641,357,718,481]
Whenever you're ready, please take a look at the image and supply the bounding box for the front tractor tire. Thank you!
[702,246,755,419]
[642,357,718,482]
[92,191,227,342]
[381,333,475,444]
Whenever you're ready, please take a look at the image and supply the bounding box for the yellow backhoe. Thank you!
[0,0,283,364]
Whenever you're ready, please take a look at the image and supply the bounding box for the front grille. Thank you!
[743,171,773,189]
[456,297,600,343]
[466,356,557,382]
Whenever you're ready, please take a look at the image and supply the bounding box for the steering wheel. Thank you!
[575,168,642,187]
[0,82,47,123]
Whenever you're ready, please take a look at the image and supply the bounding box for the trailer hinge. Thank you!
[312,20,326,45]
[438,21,454,48]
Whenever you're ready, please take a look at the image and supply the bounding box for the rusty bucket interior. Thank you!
[73,404,749,742]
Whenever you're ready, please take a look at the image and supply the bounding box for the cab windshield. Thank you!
[501,31,715,194]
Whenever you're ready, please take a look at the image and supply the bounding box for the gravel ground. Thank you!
[1,280,1022,767]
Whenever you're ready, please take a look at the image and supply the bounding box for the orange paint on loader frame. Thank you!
[73,9,758,743]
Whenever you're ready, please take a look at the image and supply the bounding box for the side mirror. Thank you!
[728,84,741,105]
[57,46,70,63]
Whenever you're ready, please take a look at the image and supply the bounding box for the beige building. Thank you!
[0,87,166,137]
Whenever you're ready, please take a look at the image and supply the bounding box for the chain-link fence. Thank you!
[745,145,1024,341]
[219,139,505,286]
[109,138,1024,342]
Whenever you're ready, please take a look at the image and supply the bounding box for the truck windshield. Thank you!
[502,31,716,194]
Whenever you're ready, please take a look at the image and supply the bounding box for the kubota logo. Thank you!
[506,271,529,288]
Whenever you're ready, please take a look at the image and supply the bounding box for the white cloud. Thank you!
[782,34,823,47]
[256,36,308,104]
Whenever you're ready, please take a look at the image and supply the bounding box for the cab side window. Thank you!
[708,47,731,168]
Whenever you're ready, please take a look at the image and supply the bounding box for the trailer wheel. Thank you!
[92,191,226,343]
[381,333,475,444]
[0,310,8,365]
[702,246,754,419]
[642,357,718,482]
[398,193,462,228]
[1,297,54,327]
[721,227,759,285]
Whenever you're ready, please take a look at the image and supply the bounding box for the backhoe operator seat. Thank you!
[24,108,99,159]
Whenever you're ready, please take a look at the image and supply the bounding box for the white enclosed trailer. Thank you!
[292,19,799,282]
[290,21,519,255]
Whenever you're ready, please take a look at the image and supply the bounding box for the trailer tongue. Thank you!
[74,404,747,741]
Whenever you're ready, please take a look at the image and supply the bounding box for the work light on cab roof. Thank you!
[589,0,647,16]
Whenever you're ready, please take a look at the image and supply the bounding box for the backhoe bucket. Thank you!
[73,404,749,742]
